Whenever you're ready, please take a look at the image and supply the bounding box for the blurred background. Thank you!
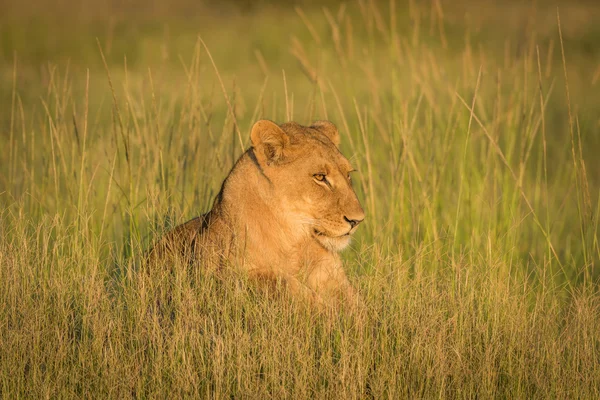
[2,0,599,125]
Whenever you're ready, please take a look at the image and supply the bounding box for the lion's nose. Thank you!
[344,216,364,228]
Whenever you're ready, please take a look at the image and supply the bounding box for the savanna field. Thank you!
[1,0,599,397]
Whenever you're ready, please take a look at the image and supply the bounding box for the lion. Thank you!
[147,119,365,306]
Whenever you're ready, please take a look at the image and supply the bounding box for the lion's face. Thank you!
[251,120,365,251]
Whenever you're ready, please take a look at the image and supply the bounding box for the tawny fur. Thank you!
[147,120,365,305]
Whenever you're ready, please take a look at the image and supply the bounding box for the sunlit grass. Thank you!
[1,1,599,397]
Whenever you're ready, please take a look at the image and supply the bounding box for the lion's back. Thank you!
[146,214,209,265]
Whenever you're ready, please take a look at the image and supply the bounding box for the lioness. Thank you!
[148,120,365,306]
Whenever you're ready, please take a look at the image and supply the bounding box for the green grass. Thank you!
[1,0,599,397]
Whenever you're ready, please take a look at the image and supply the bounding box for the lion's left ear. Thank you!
[251,119,289,165]
[310,120,340,147]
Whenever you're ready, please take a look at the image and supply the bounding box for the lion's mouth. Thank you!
[313,228,351,238]
[311,228,353,251]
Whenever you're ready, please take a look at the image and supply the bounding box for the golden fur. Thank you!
[147,120,365,305]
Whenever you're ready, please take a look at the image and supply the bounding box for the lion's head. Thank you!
[250,119,365,251]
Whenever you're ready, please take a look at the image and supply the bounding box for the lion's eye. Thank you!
[313,173,326,182]
[348,169,356,183]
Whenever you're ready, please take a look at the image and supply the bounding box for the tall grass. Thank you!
[1,1,599,397]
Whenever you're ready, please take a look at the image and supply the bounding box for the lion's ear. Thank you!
[311,120,340,147]
[250,120,289,165]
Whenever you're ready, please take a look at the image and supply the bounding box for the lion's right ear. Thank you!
[310,120,340,147]
[250,120,289,165]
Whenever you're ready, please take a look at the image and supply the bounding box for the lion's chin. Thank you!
[314,233,352,252]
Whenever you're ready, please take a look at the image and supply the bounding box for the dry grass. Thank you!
[1,1,599,398]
